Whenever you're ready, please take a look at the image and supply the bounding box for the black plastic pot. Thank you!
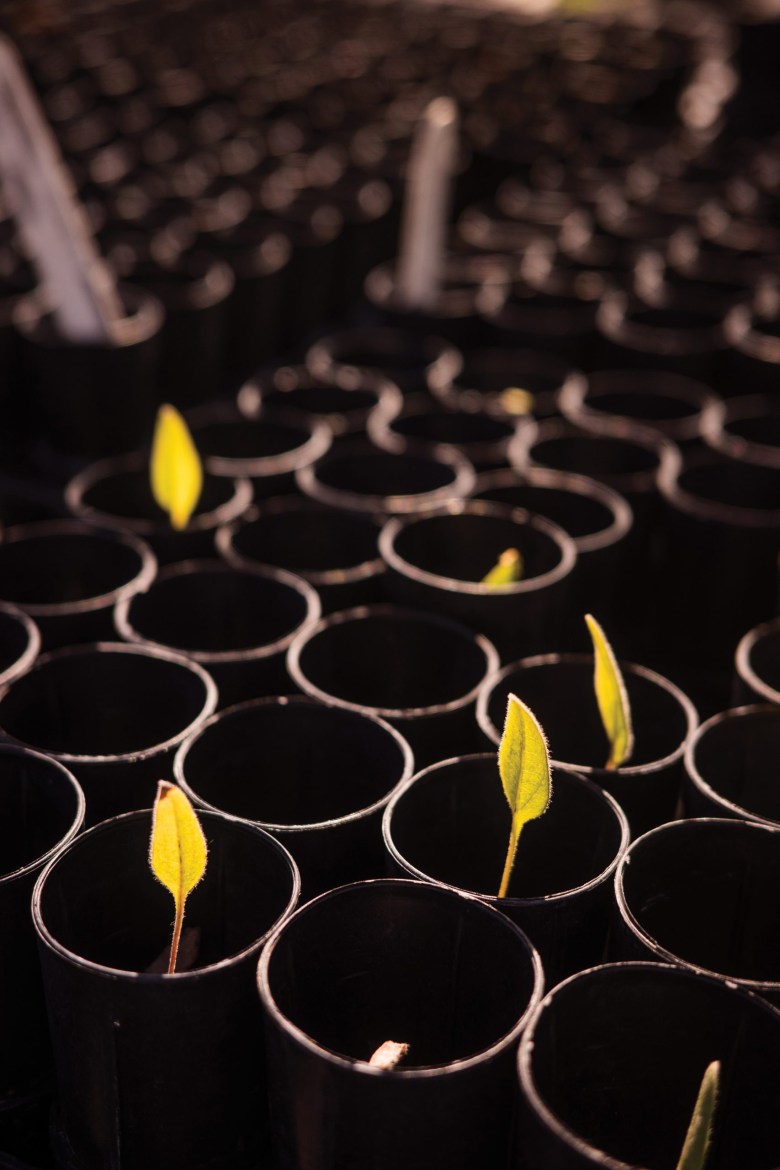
[700,392,780,469]
[0,747,84,1135]
[735,617,780,705]
[186,400,331,500]
[379,501,576,659]
[33,808,299,1170]
[14,285,164,462]
[115,559,318,709]
[217,497,385,613]
[384,756,628,987]
[176,696,413,901]
[0,521,156,650]
[684,705,780,826]
[65,450,252,565]
[516,961,780,1169]
[287,604,498,768]
[428,346,581,422]
[0,604,40,693]
[296,440,475,518]
[477,274,599,368]
[258,878,543,1170]
[237,365,402,441]
[477,654,697,839]
[612,818,780,1007]
[0,643,217,825]
[305,326,462,395]
[725,302,780,398]
[560,368,717,446]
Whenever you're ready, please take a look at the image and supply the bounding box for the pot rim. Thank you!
[383,754,630,905]
[305,325,463,389]
[0,641,218,763]
[0,519,157,618]
[615,816,780,993]
[597,289,727,355]
[32,807,300,980]
[700,392,780,470]
[174,693,415,832]
[185,400,333,479]
[378,500,577,596]
[0,601,41,690]
[0,744,85,886]
[287,603,500,720]
[114,558,320,664]
[735,617,780,704]
[560,367,718,444]
[237,365,403,439]
[257,876,544,1076]
[657,447,780,528]
[684,702,780,827]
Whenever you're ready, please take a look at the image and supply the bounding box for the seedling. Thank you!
[676,1060,720,1170]
[369,1041,410,1070]
[149,781,208,974]
[150,404,203,530]
[482,547,523,586]
[584,614,634,771]
[497,694,552,898]
[499,387,534,416]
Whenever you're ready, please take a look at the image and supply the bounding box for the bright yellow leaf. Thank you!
[150,404,203,530]
[585,614,634,770]
[497,694,552,898]
[149,781,208,973]
[482,547,523,587]
[676,1061,720,1170]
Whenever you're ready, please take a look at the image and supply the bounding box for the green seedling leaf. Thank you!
[482,547,523,587]
[369,1041,410,1070]
[585,613,634,771]
[497,694,552,898]
[676,1061,720,1170]
[149,781,208,974]
[150,404,203,530]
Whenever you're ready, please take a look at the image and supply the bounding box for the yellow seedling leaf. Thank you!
[499,387,534,416]
[149,781,208,974]
[497,694,552,898]
[676,1061,720,1170]
[150,404,203,530]
[482,547,523,587]
[585,613,634,771]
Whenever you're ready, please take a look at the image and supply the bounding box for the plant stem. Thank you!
[498,822,520,899]
[168,900,184,975]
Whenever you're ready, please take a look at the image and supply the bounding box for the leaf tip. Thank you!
[150,403,203,531]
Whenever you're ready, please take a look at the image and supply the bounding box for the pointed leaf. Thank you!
[482,547,523,587]
[676,1061,720,1170]
[585,613,634,770]
[150,781,208,905]
[369,1041,410,1070]
[150,404,203,530]
[497,694,551,897]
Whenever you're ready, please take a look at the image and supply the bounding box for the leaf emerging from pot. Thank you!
[149,781,208,974]
[482,547,523,587]
[369,1041,410,1070]
[497,694,551,898]
[150,404,203,530]
[584,613,634,771]
[676,1060,720,1170]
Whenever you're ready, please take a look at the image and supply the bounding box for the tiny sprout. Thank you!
[369,1041,410,1070]
[149,782,208,974]
[150,404,203,530]
[497,694,552,899]
[482,547,523,587]
[499,387,534,416]
[676,1060,720,1170]
[584,614,634,771]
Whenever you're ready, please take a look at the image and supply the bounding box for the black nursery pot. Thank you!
[33,809,299,1170]
[237,364,402,440]
[186,400,331,500]
[258,879,543,1170]
[305,326,462,395]
[65,450,252,565]
[735,617,780,704]
[700,392,780,469]
[0,521,156,649]
[297,440,475,518]
[115,560,319,709]
[560,367,717,446]
[14,285,163,461]
[0,603,40,691]
[287,605,498,768]
[428,345,580,422]
[0,643,217,825]
[384,756,628,987]
[516,961,780,1170]
[612,818,780,1006]
[176,696,413,901]
[218,497,385,614]
[379,501,576,660]
[684,705,780,825]
[0,748,84,1121]
[477,654,697,839]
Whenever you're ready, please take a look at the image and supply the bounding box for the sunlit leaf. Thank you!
[676,1061,720,1170]
[369,1041,410,1070]
[585,613,634,771]
[499,387,534,415]
[497,694,552,898]
[149,781,208,974]
[482,547,523,587]
[150,404,203,530]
